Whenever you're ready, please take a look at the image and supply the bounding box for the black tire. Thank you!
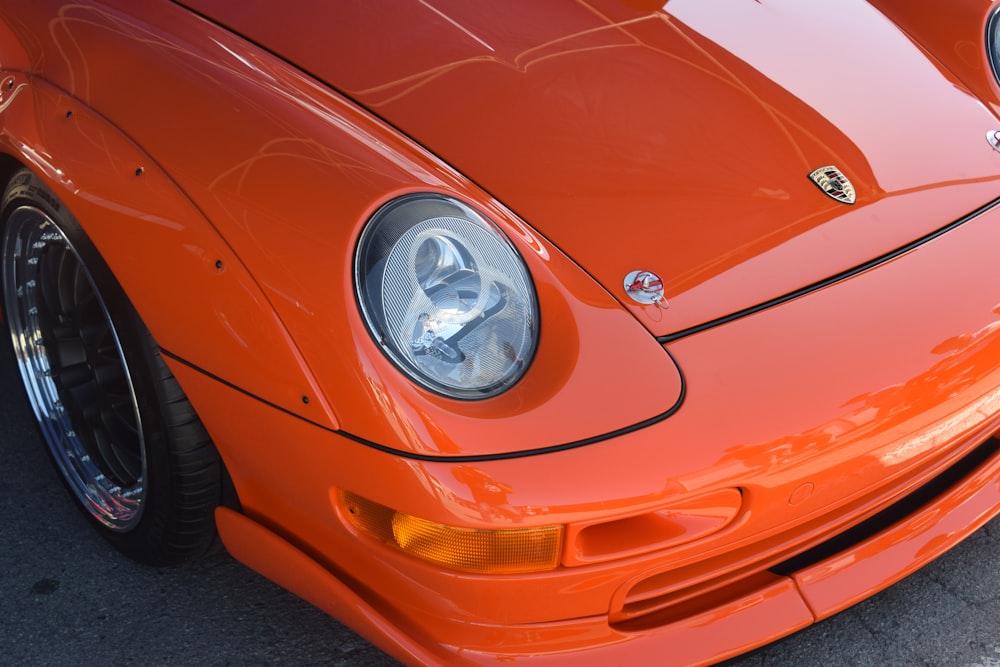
[0,168,221,564]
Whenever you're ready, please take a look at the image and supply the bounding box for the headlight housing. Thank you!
[354,194,538,399]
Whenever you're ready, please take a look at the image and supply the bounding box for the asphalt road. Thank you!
[2,340,999,667]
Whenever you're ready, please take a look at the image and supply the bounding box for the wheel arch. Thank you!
[0,72,339,435]
[0,153,22,192]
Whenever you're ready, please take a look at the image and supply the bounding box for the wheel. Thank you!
[1,168,221,564]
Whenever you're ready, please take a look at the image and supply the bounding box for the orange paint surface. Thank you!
[2,0,1000,664]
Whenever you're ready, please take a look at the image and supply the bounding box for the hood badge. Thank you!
[624,270,668,309]
[809,165,856,205]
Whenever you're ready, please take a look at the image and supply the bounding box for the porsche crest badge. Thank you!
[808,166,856,205]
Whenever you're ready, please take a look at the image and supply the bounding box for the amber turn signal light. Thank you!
[340,491,563,574]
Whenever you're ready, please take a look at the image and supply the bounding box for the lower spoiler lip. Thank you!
[214,507,444,667]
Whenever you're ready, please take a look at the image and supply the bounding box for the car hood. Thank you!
[178,0,1000,336]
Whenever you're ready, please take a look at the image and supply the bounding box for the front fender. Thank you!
[0,0,685,460]
[0,72,339,428]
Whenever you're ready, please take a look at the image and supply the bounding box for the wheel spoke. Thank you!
[92,413,142,487]
[49,329,88,375]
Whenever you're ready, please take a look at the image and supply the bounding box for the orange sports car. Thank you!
[1,0,1000,664]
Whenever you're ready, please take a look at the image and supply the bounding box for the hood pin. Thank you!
[624,270,668,309]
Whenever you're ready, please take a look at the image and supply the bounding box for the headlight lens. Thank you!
[355,194,538,399]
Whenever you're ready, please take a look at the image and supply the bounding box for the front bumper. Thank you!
[172,196,1000,665]
[215,439,1000,665]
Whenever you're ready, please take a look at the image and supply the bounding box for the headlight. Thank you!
[354,194,538,399]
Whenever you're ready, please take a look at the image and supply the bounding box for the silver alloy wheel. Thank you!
[3,205,146,531]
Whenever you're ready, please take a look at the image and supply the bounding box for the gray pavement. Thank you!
[2,342,998,666]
